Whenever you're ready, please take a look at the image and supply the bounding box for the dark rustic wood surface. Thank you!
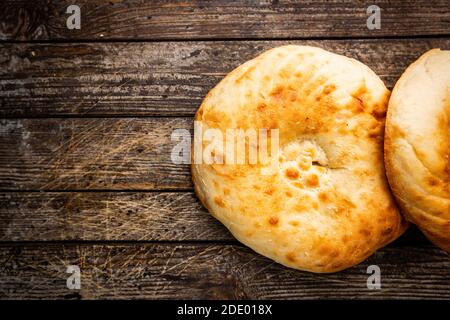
[1,39,450,117]
[0,191,429,243]
[0,192,231,241]
[0,0,449,300]
[0,118,192,190]
[1,244,449,299]
[0,0,449,41]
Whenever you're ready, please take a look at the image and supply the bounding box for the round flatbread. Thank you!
[385,49,450,252]
[192,45,406,272]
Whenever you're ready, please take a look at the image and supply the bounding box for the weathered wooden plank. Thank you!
[0,191,428,243]
[0,118,192,190]
[0,243,449,299]
[0,0,449,41]
[1,39,449,117]
[0,192,232,241]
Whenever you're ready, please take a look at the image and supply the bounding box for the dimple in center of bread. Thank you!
[279,140,330,191]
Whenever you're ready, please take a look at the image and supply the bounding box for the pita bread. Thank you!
[385,49,450,252]
[193,45,406,272]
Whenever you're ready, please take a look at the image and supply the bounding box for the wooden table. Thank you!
[0,0,449,299]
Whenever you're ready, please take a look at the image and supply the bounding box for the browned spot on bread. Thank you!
[269,85,284,100]
[381,227,393,236]
[352,84,368,106]
[359,229,371,237]
[278,67,292,79]
[350,85,368,113]
[223,188,230,196]
[235,65,255,84]
[293,182,304,189]
[317,166,326,173]
[298,159,310,170]
[253,222,262,228]
[285,167,300,179]
[437,104,450,180]
[264,188,275,195]
[196,107,204,120]
[340,197,356,209]
[445,153,450,178]
[289,221,300,227]
[257,103,267,112]
[260,116,279,130]
[315,263,325,268]
[341,235,350,243]
[268,216,279,226]
[331,262,343,270]
[318,192,328,202]
[323,84,336,95]
[285,191,293,197]
[353,85,367,97]
[369,91,390,120]
[371,109,387,120]
[214,196,226,208]
[318,245,331,255]
[353,96,365,113]
[204,111,232,130]
[428,177,439,186]
[329,250,340,258]
[338,126,348,135]
[306,174,319,187]
[245,91,254,98]
[294,201,308,212]
[368,121,382,139]
[286,252,296,262]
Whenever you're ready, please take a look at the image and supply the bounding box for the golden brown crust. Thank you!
[385,48,450,252]
[193,45,406,273]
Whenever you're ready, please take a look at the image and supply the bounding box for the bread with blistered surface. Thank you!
[192,45,407,273]
[385,49,450,252]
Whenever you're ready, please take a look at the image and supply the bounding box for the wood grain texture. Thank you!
[1,243,449,299]
[0,0,449,41]
[1,0,449,301]
[0,191,429,243]
[0,192,231,241]
[1,39,450,117]
[0,118,192,190]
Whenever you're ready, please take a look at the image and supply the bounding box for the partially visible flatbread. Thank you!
[385,49,450,252]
